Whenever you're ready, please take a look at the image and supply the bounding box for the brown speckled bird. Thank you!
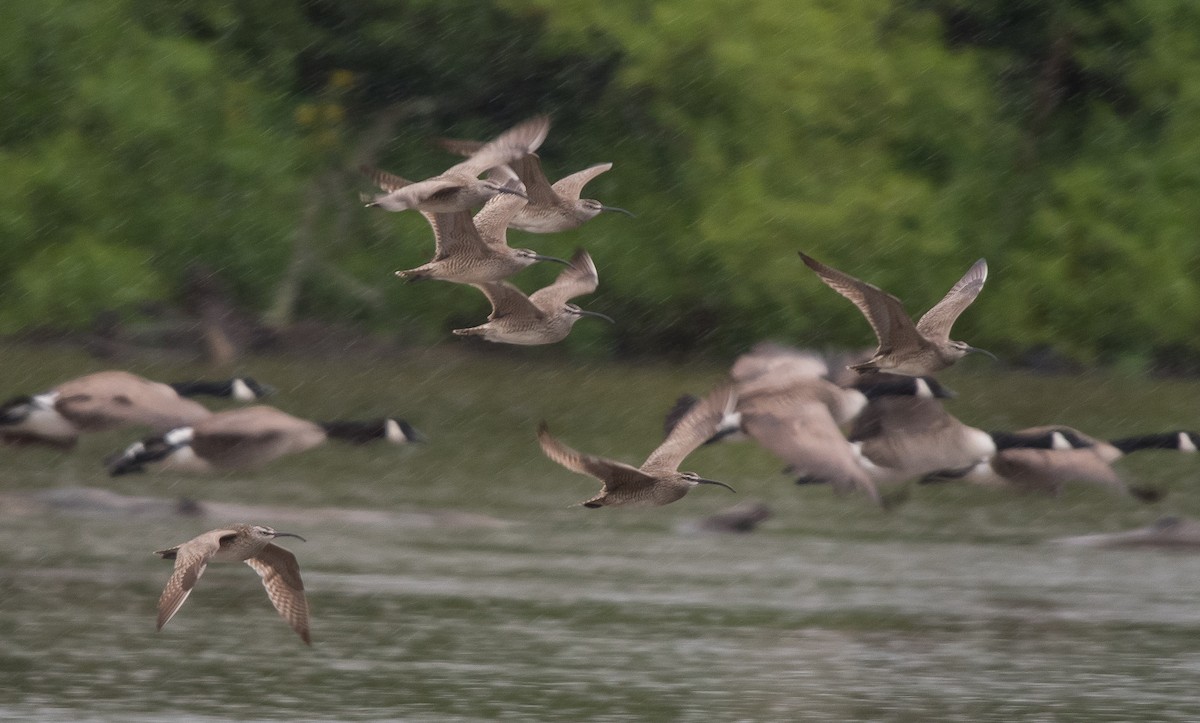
[799,253,994,376]
[538,384,736,508]
[154,524,310,644]
[362,115,550,213]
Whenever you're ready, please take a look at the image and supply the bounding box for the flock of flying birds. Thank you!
[3,115,1197,645]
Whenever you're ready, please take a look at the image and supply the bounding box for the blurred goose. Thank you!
[538,384,736,508]
[924,426,1198,499]
[108,405,422,475]
[362,115,550,213]
[662,344,954,505]
[848,398,1087,488]
[799,253,994,376]
[0,371,270,449]
[395,181,570,283]
[453,248,613,345]
[439,137,632,232]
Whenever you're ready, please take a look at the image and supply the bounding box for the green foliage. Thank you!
[2,0,1199,365]
[0,236,168,330]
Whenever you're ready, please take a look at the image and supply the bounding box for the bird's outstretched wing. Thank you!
[154,528,231,631]
[245,543,311,645]
[800,253,915,352]
[915,258,988,342]
[642,384,733,473]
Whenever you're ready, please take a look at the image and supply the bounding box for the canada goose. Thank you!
[924,427,1198,499]
[0,371,270,449]
[438,137,633,232]
[799,253,994,376]
[107,405,422,475]
[662,344,954,504]
[847,398,1085,487]
[361,115,549,213]
[155,524,310,644]
[394,180,571,284]
[537,384,736,508]
[453,248,613,345]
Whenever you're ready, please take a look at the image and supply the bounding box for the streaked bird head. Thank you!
[680,471,736,493]
[564,303,615,324]
[578,198,635,220]
[515,248,571,268]
[948,340,997,363]
[248,525,307,543]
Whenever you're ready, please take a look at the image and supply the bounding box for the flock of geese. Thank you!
[2,115,1196,645]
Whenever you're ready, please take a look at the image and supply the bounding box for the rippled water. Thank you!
[2,345,1199,720]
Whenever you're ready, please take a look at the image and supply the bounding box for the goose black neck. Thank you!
[319,419,389,444]
[1110,432,1190,455]
[990,430,1063,451]
[170,380,235,398]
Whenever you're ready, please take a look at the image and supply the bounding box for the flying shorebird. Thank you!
[107,405,422,475]
[154,524,310,644]
[799,253,995,376]
[361,115,550,213]
[438,137,633,232]
[537,384,737,508]
[453,248,613,345]
[394,180,571,283]
[0,371,271,449]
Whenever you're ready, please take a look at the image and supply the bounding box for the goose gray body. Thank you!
[395,185,570,284]
[155,524,310,644]
[0,371,222,448]
[107,405,421,475]
[439,138,631,232]
[538,384,736,508]
[665,344,954,504]
[363,115,550,213]
[848,396,1002,486]
[930,426,1198,498]
[454,248,612,345]
[799,253,992,376]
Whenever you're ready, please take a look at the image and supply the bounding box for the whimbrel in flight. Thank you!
[439,137,633,232]
[107,405,422,475]
[453,248,613,345]
[155,524,310,644]
[361,115,550,213]
[395,181,571,284]
[924,426,1196,500]
[799,253,994,376]
[538,384,736,508]
[0,371,271,449]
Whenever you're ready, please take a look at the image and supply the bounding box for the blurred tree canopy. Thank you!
[2,0,1199,367]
